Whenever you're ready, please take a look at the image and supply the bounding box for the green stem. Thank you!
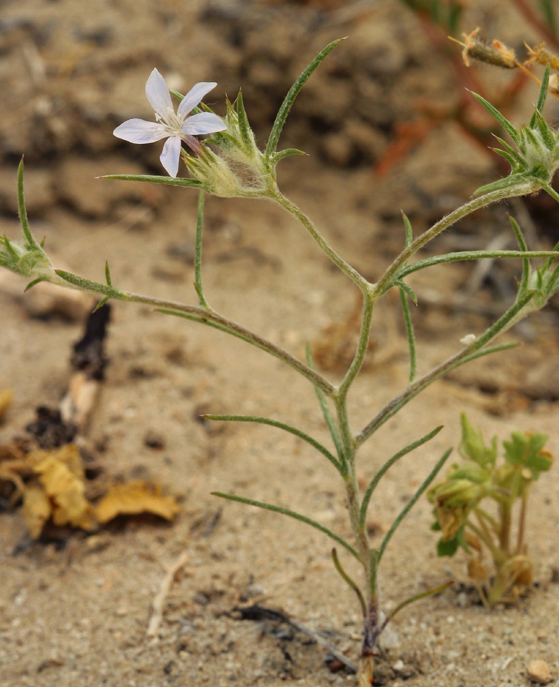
[371,183,538,300]
[54,270,335,396]
[516,492,527,554]
[499,501,512,556]
[271,190,371,294]
[356,290,535,446]
[338,294,375,399]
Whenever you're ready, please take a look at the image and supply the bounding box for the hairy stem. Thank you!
[356,290,535,446]
[271,190,371,294]
[54,270,335,396]
[371,183,538,300]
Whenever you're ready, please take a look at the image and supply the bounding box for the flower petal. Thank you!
[146,69,173,120]
[113,119,167,144]
[160,135,182,177]
[182,112,226,136]
[177,82,218,119]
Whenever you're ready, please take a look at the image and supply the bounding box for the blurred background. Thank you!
[2,0,557,222]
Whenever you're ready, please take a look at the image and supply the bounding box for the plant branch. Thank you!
[356,291,535,446]
[271,191,371,294]
[54,270,335,396]
[371,184,538,300]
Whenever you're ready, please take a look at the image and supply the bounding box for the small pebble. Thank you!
[527,659,551,684]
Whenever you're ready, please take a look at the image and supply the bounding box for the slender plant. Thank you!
[2,42,559,685]
[429,414,554,608]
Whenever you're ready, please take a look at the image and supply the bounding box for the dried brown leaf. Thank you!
[96,480,179,523]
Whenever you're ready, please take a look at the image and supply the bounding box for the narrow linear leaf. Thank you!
[402,212,413,248]
[396,278,417,304]
[102,174,203,188]
[105,261,112,287]
[265,38,344,159]
[493,148,522,168]
[378,448,452,563]
[212,492,361,561]
[306,343,344,461]
[359,426,443,527]
[531,62,551,127]
[540,0,556,33]
[94,296,110,311]
[203,414,342,473]
[356,295,536,445]
[398,286,417,383]
[493,136,524,165]
[508,215,528,252]
[470,92,520,145]
[17,159,40,249]
[534,110,555,150]
[157,309,334,396]
[381,580,454,631]
[235,91,253,150]
[331,548,366,616]
[356,343,520,446]
[271,149,307,165]
[24,277,45,292]
[194,191,209,309]
[157,308,258,348]
[398,249,559,279]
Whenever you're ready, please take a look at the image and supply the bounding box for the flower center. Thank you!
[156,107,184,136]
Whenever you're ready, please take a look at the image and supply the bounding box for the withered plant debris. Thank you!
[71,303,111,380]
[1,442,179,538]
[235,604,357,674]
[0,301,179,538]
[96,480,180,524]
[26,407,78,449]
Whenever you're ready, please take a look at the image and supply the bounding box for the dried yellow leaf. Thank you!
[26,444,84,479]
[33,451,95,531]
[23,485,52,539]
[96,480,179,524]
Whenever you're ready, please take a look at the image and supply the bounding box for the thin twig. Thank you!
[146,551,189,638]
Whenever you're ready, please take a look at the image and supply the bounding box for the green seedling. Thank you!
[429,414,554,607]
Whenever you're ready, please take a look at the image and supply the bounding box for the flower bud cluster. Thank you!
[0,234,65,289]
[185,93,272,197]
[473,65,559,194]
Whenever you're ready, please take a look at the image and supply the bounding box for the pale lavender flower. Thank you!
[114,69,226,178]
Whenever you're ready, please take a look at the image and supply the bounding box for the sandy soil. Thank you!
[0,2,558,686]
